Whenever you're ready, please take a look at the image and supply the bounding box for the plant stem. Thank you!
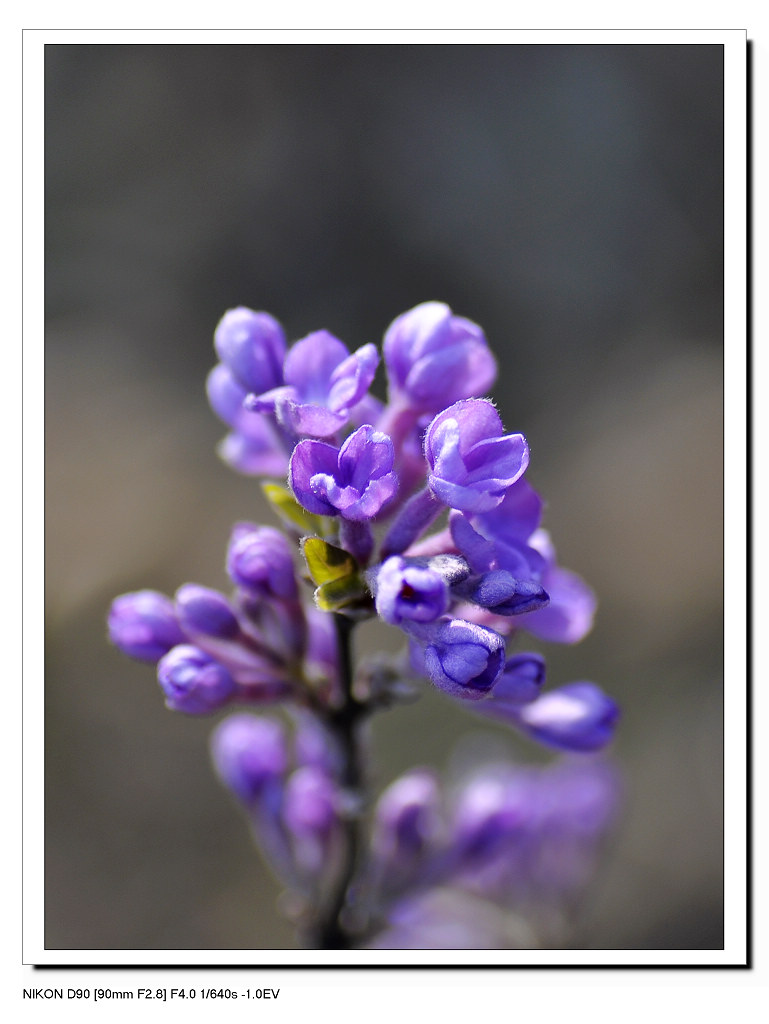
[306,613,366,949]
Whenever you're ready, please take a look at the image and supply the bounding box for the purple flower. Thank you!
[249,330,379,438]
[451,770,532,866]
[213,307,286,394]
[108,590,186,663]
[512,682,619,752]
[424,400,529,513]
[372,556,450,625]
[157,644,237,714]
[383,301,497,414]
[226,523,298,601]
[210,713,287,803]
[289,424,398,521]
[411,618,506,700]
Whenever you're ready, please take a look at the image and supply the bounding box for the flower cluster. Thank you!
[108,300,620,949]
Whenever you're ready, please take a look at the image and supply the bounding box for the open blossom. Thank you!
[383,301,497,413]
[248,330,379,438]
[425,399,529,513]
[290,424,398,521]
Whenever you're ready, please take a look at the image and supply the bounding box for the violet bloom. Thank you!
[383,301,497,414]
[424,399,529,513]
[372,556,450,626]
[157,644,237,714]
[213,307,286,395]
[249,330,379,438]
[290,424,398,521]
[512,682,619,752]
[410,618,506,700]
[226,523,299,601]
[210,713,288,804]
[108,590,186,663]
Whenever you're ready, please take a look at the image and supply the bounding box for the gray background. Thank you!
[45,43,724,951]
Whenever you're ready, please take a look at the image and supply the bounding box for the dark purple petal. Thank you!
[108,590,186,663]
[213,307,286,393]
[157,644,237,714]
[455,570,550,616]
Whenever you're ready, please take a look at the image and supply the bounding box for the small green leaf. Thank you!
[301,537,358,586]
[315,575,369,612]
[262,483,329,536]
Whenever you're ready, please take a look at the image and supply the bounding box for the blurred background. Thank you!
[44,43,724,951]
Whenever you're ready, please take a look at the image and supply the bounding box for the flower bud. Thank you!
[157,644,236,714]
[383,301,497,413]
[418,619,505,699]
[213,307,286,394]
[513,682,619,752]
[210,713,287,803]
[226,523,298,601]
[425,400,529,513]
[175,584,240,640]
[107,590,186,663]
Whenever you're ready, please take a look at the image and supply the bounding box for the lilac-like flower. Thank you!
[108,590,186,663]
[372,556,450,626]
[424,399,529,513]
[512,682,619,752]
[249,331,379,438]
[411,618,506,700]
[226,523,298,601]
[383,302,497,414]
[213,307,286,394]
[290,424,398,521]
[451,770,532,865]
[157,644,237,714]
[210,713,288,804]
